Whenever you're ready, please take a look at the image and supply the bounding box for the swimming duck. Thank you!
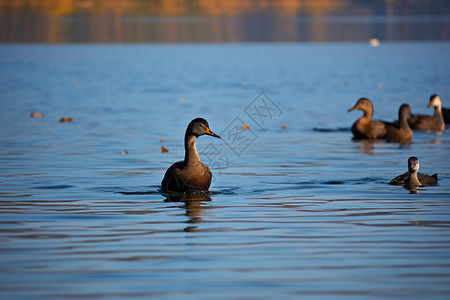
[407,95,445,131]
[161,118,221,193]
[348,98,387,139]
[390,156,438,187]
[384,104,413,142]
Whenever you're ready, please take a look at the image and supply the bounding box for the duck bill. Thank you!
[348,106,357,112]
[205,127,221,139]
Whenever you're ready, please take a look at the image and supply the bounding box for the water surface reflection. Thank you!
[164,195,212,231]
[1,43,450,299]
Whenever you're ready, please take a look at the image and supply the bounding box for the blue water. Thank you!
[1,43,450,299]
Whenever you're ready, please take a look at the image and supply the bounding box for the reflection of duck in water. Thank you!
[390,156,438,187]
[407,95,445,131]
[164,195,212,232]
[384,104,413,143]
[161,118,221,193]
[348,98,387,139]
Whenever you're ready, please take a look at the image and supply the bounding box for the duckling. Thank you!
[384,104,413,143]
[348,98,387,139]
[390,156,438,187]
[161,118,221,193]
[408,95,445,131]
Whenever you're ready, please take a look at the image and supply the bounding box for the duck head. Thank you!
[399,103,414,118]
[187,118,221,139]
[348,98,373,113]
[407,156,420,173]
[428,94,442,108]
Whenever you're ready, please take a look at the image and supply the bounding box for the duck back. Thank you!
[418,173,438,185]
[161,161,212,192]
[408,114,445,131]
[351,119,387,139]
[389,172,438,186]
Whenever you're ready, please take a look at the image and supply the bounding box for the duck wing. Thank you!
[407,114,434,130]
[392,115,423,127]
[383,121,400,130]
[367,120,388,139]
[417,173,438,185]
[161,161,185,192]
[389,171,408,185]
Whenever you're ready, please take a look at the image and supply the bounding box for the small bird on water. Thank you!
[389,156,438,187]
[161,118,221,193]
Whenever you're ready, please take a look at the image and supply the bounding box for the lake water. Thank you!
[1,43,450,299]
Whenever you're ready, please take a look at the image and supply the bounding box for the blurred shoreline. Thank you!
[1,0,449,43]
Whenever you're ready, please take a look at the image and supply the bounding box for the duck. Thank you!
[390,156,438,187]
[407,95,445,131]
[161,118,221,193]
[384,104,413,143]
[348,98,387,139]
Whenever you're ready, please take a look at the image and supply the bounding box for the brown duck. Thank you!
[161,118,221,193]
[390,156,438,187]
[407,95,445,131]
[348,98,387,139]
[384,104,413,143]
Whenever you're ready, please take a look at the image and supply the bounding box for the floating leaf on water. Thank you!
[161,146,169,153]
[241,82,248,88]
[30,112,42,118]
[281,124,289,129]
[121,150,128,155]
[160,137,164,142]
[241,123,250,130]
[179,97,185,103]
[59,117,73,122]
[378,82,384,89]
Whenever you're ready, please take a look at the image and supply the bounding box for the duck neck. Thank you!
[408,170,421,187]
[434,105,444,122]
[360,108,373,123]
[184,134,200,166]
[399,110,410,131]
